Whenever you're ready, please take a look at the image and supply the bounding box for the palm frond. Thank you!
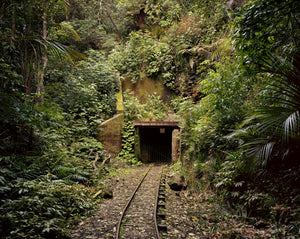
[34,38,86,65]
[58,22,82,42]
[234,50,300,166]
[283,110,300,143]
[243,139,276,167]
[258,142,275,167]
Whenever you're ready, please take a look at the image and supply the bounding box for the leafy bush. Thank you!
[110,31,172,83]
[47,49,118,138]
[118,121,140,165]
[0,176,95,239]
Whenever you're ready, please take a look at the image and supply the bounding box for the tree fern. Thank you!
[52,165,90,184]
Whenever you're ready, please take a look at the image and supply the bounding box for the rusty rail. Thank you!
[115,166,152,239]
[154,166,164,239]
[115,165,166,239]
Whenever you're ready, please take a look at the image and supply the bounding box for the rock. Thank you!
[168,175,187,191]
[93,188,113,199]
[102,188,113,199]
[201,214,217,222]
[246,217,257,224]
[254,220,268,229]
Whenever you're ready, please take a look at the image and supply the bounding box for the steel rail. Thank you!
[154,165,164,239]
[115,166,152,239]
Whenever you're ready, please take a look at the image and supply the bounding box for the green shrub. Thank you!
[0,177,95,239]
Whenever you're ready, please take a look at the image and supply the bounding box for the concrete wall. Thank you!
[98,76,124,155]
[122,76,171,103]
[172,129,180,162]
[98,113,124,155]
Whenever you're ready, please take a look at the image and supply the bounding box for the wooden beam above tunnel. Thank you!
[133,121,180,128]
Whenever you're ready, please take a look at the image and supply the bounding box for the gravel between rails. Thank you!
[119,164,162,239]
[70,164,203,239]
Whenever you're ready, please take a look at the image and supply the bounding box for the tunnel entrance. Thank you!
[134,121,180,163]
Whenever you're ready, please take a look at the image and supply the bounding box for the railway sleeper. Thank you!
[158,195,166,201]
[158,224,167,231]
[157,213,166,219]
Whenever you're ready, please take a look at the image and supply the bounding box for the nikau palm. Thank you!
[236,52,300,168]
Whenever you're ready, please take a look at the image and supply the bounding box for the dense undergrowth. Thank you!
[0,1,118,237]
[1,0,299,238]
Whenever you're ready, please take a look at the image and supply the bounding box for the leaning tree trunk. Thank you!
[107,0,121,39]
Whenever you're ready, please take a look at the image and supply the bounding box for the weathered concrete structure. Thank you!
[98,114,124,155]
[122,76,171,103]
[98,75,180,160]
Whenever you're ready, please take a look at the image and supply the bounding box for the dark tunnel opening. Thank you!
[134,121,179,163]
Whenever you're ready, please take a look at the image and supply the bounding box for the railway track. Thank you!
[116,164,167,239]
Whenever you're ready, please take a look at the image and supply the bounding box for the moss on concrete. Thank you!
[98,114,124,155]
[116,78,124,112]
[122,76,170,103]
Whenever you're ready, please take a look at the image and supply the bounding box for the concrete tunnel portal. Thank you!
[134,121,180,163]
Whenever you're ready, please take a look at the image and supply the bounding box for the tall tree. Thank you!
[1,0,83,95]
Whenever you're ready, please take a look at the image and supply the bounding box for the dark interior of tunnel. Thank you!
[139,127,173,162]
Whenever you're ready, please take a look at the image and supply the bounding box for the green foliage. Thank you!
[117,0,183,30]
[67,0,122,51]
[213,151,300,228]
[214,152,245,198]
[0,4,117,236]
[110,0,234,97]
[178,54,255,163]
[232,71,300,169]
[110,31,171,83]
[0,176,95,239]
[122,90,169,121]
[118,121,141,165]
[230,0,300,167]
[233,0,299,74]
[186,0,300,225]
[47,49,118,137]
[188,0,233,44]
[144,0,183,27]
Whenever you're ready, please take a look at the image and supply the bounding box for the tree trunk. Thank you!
[23,45,31,94]
[10,3,15,45]
[36,10,48,97]
[107,0,121,39]
[138,8,145,31]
